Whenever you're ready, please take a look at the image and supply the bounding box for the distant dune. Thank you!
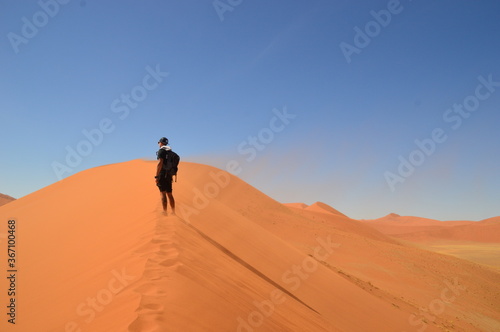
[305,201,348,217]
[284,202,348,217]
[0,160,498,331]
[396,219,500,243]
[360,211,500,272]
[478,216,500,225]
[0,193,15,207]
[362,213,500,243]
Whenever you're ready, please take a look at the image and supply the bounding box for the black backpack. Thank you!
[163,150,180,177]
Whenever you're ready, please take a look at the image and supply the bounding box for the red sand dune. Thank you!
[478,216,500,225]
[0,193,15,207]
[0,160,499,332]
[304,202,348,218]
[362,213,500,243]
[360,213,474,235]
[284,202,348,218]
[396,220,500,243]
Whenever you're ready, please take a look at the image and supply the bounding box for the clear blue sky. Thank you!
[1,0,499,220]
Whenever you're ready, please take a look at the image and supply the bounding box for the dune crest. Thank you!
[283,202,308,209]
[304,201,348,217]
[0,193,15,207]
[362,212,499,243]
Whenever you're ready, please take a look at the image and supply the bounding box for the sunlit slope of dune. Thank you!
[0,161,160,331]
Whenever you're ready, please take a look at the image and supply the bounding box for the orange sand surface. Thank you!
[0,160,499,331]
[361,214,500,243]
[361,213,500,271]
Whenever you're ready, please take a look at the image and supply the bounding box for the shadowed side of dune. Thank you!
[0,193,15,207]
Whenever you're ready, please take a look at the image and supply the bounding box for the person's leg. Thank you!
[167,192,175,215]
[160,191,167,212]
[158,173,170,213]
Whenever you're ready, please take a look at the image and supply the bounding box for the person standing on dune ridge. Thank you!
[155,137,179,215]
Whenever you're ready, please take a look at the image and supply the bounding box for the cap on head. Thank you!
[158,137,169,145]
